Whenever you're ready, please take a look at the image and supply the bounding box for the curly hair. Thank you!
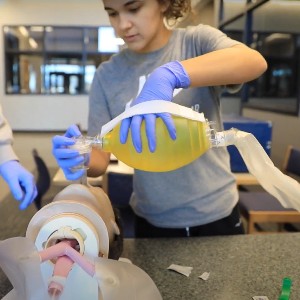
[159,0,191,21]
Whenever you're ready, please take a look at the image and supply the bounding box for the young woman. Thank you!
[52,0,267,237]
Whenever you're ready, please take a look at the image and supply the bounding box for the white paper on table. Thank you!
[167,264,193,277]
[198,272,210,281]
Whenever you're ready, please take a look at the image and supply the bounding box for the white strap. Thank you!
[100,100,205,137]
[222,129,300,211]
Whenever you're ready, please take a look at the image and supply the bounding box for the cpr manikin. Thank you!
[0,183,162,300]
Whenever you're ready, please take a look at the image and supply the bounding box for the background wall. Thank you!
[0,0,110,131]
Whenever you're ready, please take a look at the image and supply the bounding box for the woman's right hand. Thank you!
[52,124,85,180]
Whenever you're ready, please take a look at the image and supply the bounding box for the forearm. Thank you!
[87,147,110,177]
[0,109,18,165]
[0,145,18,166]
[181,44,267,87]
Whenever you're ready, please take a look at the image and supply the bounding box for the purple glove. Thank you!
[52,125,85,181]
[120,61,190,153]
[0,160,37,210]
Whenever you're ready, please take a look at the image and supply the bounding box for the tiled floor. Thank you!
[0,131,60,201]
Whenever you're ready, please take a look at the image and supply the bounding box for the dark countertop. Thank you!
[121,234,300,300]
[1,233,300,299]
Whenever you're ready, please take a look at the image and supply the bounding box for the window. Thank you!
[224,30,299,115]
[4,25,124,95]
[218,0,300,116]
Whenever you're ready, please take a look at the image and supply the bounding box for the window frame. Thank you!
[3,25,120,95]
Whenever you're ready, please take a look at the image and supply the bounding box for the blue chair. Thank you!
[239,145,300,234]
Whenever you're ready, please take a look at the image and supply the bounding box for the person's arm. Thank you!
[0,107,37,209]
[181,44,267,87]
[0,106,18,165]
[120,44,267,152]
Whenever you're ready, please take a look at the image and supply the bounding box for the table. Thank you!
[2,233,300,299]
[52,160,134,187]
[233,172,258,186]
[122,233,300,300]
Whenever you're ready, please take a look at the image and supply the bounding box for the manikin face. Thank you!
[103,0,171,53]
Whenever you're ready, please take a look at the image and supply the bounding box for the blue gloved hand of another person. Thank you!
[120,61,190,153]
[52,124,85,181]
[0,160,38,210]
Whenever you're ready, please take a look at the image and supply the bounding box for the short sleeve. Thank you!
[88,70,112,137]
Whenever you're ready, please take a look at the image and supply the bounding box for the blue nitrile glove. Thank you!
[0,160,38,210]
[52,124,85,181]
[120,61,190,153]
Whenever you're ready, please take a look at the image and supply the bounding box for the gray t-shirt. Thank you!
[88,24,241,228]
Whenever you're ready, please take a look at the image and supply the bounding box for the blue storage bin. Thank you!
[223,116,272,173]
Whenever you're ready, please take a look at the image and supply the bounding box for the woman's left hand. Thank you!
[119,61,190,153]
